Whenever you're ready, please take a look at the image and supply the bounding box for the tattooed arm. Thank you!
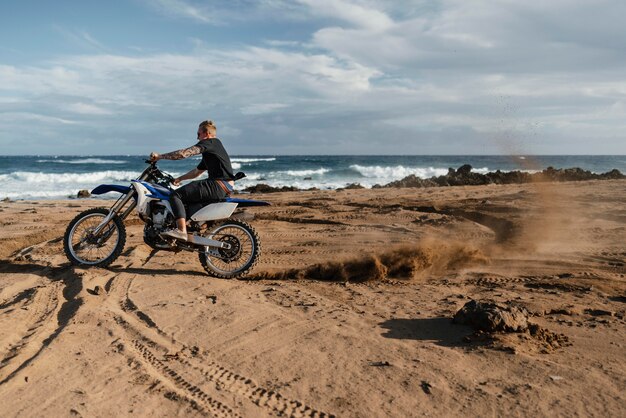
[149,145,203,161]
[172,167,205,186]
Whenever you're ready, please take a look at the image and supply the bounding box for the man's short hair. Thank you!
[199,120,217,136]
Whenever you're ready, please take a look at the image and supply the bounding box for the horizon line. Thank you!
[0,154,625,157]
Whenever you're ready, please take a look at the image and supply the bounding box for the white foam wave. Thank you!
[0,170,188,200]
[350,165,450,179]
[36,158,127,164]
[235,178,350,191]
[0,171,139,184]
[231,157,276,163]
[0,190,88,199]
[232,163,242,170]
[282,168,330,177]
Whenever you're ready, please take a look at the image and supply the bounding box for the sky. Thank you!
[1,0,625,155]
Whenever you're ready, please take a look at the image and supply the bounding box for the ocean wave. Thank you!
[231,157,276,163]
[232,163,242,170]
[349,165,449,179]
[0,171,140,184]
[0,189,89,199]
[282,168,330,177]
[235,178,352,190]
[36,158,127,164]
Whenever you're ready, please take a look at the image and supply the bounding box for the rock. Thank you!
[93,286,104,295]
[243,184,301,193]
[584,309,614,317]
[303,177,312,180]
[77,189,91,198]
[547,308,577,316]
[420,381,432,394]
[2,197,10,202]
[528,323,570,348]
[457,164,473,175]
[382,167,625,189]
[342,183,365,190]
[453,300,529,332]
[370,361,391,367]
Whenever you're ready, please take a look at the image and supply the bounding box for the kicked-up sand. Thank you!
[0,179,624,417]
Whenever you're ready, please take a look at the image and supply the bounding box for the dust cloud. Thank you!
[251,239,489,282]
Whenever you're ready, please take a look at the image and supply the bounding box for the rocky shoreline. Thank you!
[242,165,625,193]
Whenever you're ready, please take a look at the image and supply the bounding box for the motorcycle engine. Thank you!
[144,225,175,250]
[143,204,176,250]
[151,206,170,228]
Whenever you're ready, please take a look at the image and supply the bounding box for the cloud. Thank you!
[147,0,214,23]
[241,103,289,115]
[143,0,307,24]
[66,102,113,115]
[53,26,109,52]
[296,0,393,30]
[1,0,626,154]
[0,112,80,125]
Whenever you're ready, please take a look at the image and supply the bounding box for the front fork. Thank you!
[92,190,137,242]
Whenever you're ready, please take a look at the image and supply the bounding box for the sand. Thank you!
[0,179,624,417]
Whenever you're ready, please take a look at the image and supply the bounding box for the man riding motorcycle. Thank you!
[149,120,235,241]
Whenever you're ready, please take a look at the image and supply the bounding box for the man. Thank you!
[149,120,235,241]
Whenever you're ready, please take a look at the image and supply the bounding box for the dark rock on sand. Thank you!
[243,184,301,193]
[454,300,571,351]
[341,183,365,190]
[453,300,529,332]
[384,165,625,188]
[584,309,614,317]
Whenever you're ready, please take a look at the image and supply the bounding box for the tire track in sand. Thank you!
[0,235,87,385]
[0,281,62,383]
[105,273,335,417]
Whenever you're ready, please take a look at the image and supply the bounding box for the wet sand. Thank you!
[0,179,625,417]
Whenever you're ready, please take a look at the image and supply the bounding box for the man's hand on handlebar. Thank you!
[172,177,181,187]
[149,152,160,162]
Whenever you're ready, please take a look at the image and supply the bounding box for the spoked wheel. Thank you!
[63,208,126,267]
[198,219,260,279]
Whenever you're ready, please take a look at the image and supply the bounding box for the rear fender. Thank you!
[191,202,238,222]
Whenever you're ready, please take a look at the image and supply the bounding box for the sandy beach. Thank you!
[0,179,625,417]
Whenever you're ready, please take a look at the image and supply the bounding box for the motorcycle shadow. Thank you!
[1,259,207,278]
[107,265,208,277]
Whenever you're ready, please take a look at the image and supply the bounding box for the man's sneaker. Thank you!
[162,229,188,241]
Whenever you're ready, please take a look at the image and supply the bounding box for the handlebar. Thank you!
[141,160,176,186]
[143,160,244,186]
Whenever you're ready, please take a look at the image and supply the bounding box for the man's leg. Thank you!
[165,181,206,240]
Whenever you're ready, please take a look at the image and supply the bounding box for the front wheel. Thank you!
[198,220,260,279]
[63,208,126,267]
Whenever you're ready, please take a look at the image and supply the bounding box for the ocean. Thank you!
[0,155,624,200]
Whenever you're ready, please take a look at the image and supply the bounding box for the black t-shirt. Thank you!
[195,138,234,180]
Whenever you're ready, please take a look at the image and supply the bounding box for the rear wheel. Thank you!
[63,208,126,267]
[198,219,260,279]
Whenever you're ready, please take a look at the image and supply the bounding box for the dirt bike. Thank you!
[63,161,269,278]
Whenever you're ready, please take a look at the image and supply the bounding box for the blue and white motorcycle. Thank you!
[63,161,269,278]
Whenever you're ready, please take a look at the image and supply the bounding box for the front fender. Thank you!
[91,184,132,195]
